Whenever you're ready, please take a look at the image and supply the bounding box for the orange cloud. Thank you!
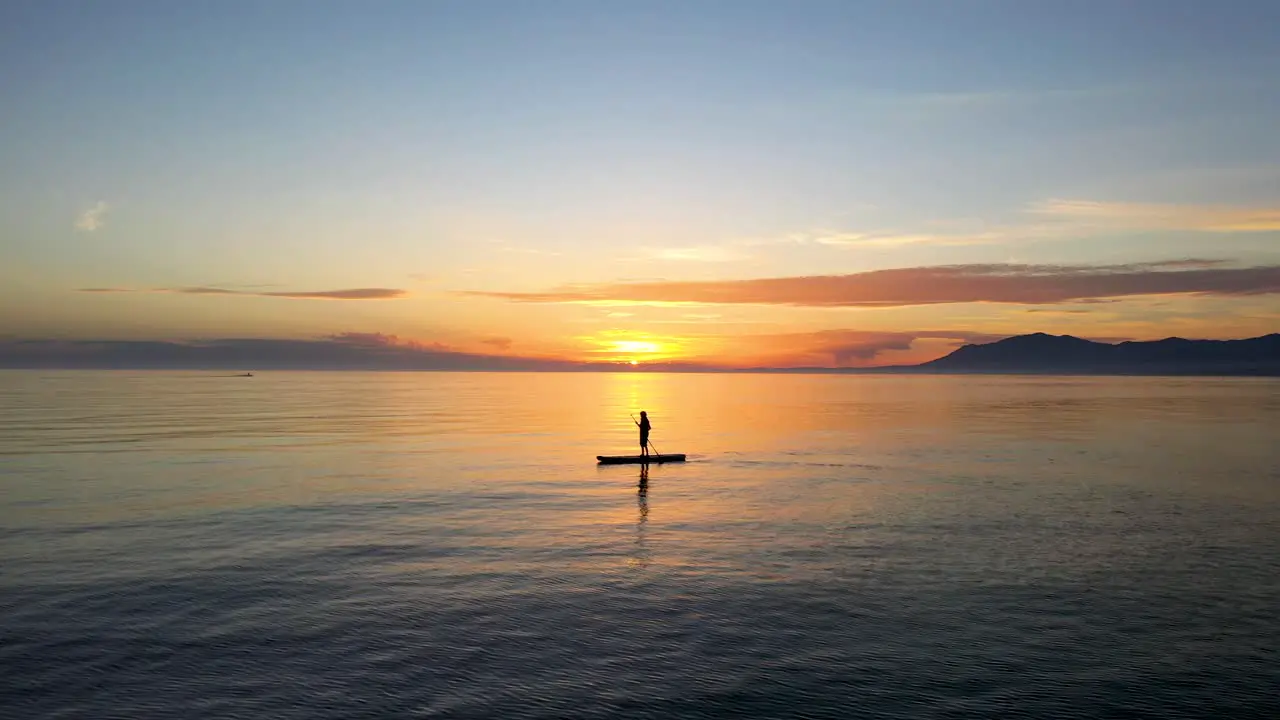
[1031,200,1280,232]
[464,260,1280,308]
[0,335,577,370]
[79,287,406,300]
[701,329,1015,368]
[326,332,451,351]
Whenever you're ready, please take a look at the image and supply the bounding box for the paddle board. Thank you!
[596,453,686,465]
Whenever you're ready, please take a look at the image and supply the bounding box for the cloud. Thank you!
[1031,199,1280,232]
[741,228,1015,250]
[75,202,109,232]
[170,287,239,295]
[809,331,916,365]
[673,328,1015,368]
[804,230,1007,248]
[328,332,398,345]
[327,332,453,352]
[0,335,579,371]
[183,287,405,300]
[77,286,406,300]
[875,85,1127,113]
[757,198,1280,253]
[463,260,1280,308]
[645,245,750,262]
[495,244,562,257]
[481,336,513,351]
[757,329,1011,367]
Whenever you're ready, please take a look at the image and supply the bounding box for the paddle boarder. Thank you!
[636,411,651,458]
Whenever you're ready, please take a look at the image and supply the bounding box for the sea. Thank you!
[1,371,1278,719]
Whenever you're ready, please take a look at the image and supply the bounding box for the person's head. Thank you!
[640,411,647,418]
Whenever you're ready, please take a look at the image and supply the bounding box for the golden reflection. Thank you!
[630,465,651,569]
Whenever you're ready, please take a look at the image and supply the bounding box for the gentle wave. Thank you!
[2,371,1278,718]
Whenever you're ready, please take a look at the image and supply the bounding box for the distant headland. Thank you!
[895,333,1280,376]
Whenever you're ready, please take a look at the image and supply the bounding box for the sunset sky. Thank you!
[3,1,1278,368]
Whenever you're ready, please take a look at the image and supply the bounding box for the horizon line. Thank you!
[1,331,1276,374]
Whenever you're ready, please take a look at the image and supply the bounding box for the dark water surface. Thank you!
[2,371,1278,719]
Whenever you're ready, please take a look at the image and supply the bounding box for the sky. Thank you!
[2,0,1278,368]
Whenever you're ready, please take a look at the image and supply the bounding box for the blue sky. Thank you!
[2,0,1278,365]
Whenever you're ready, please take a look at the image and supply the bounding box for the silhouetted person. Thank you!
[637,411,651,457]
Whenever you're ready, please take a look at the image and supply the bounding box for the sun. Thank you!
[581,331,685,364]
[611,340,661,354]
[609,339,662,365]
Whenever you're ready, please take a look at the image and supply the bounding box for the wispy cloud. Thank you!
[77,286,406,300]
[184,287,405,300]
[799,330,915,365]
[463,259,1280,308]
[715,329,1014,368]
[875,85,1128,113]
[644,245,750,262]
[796,329,1009,366]
[756,197,1280,253]
[327,332,450,351]
[1031,199,1280,232]
[75,201,109,232]
[739,228,1009,250]
[0,335,580,371]
[493,243,562,257]
[805,230,1008,248]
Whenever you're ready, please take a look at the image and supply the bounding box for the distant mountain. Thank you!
[917,333,1280,375]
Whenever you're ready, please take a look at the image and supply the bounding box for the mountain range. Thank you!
[910,332,1280,375]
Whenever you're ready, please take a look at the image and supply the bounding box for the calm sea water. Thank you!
[1,371,1278,719]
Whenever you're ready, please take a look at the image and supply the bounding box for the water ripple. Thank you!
[1,372,1278,718]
